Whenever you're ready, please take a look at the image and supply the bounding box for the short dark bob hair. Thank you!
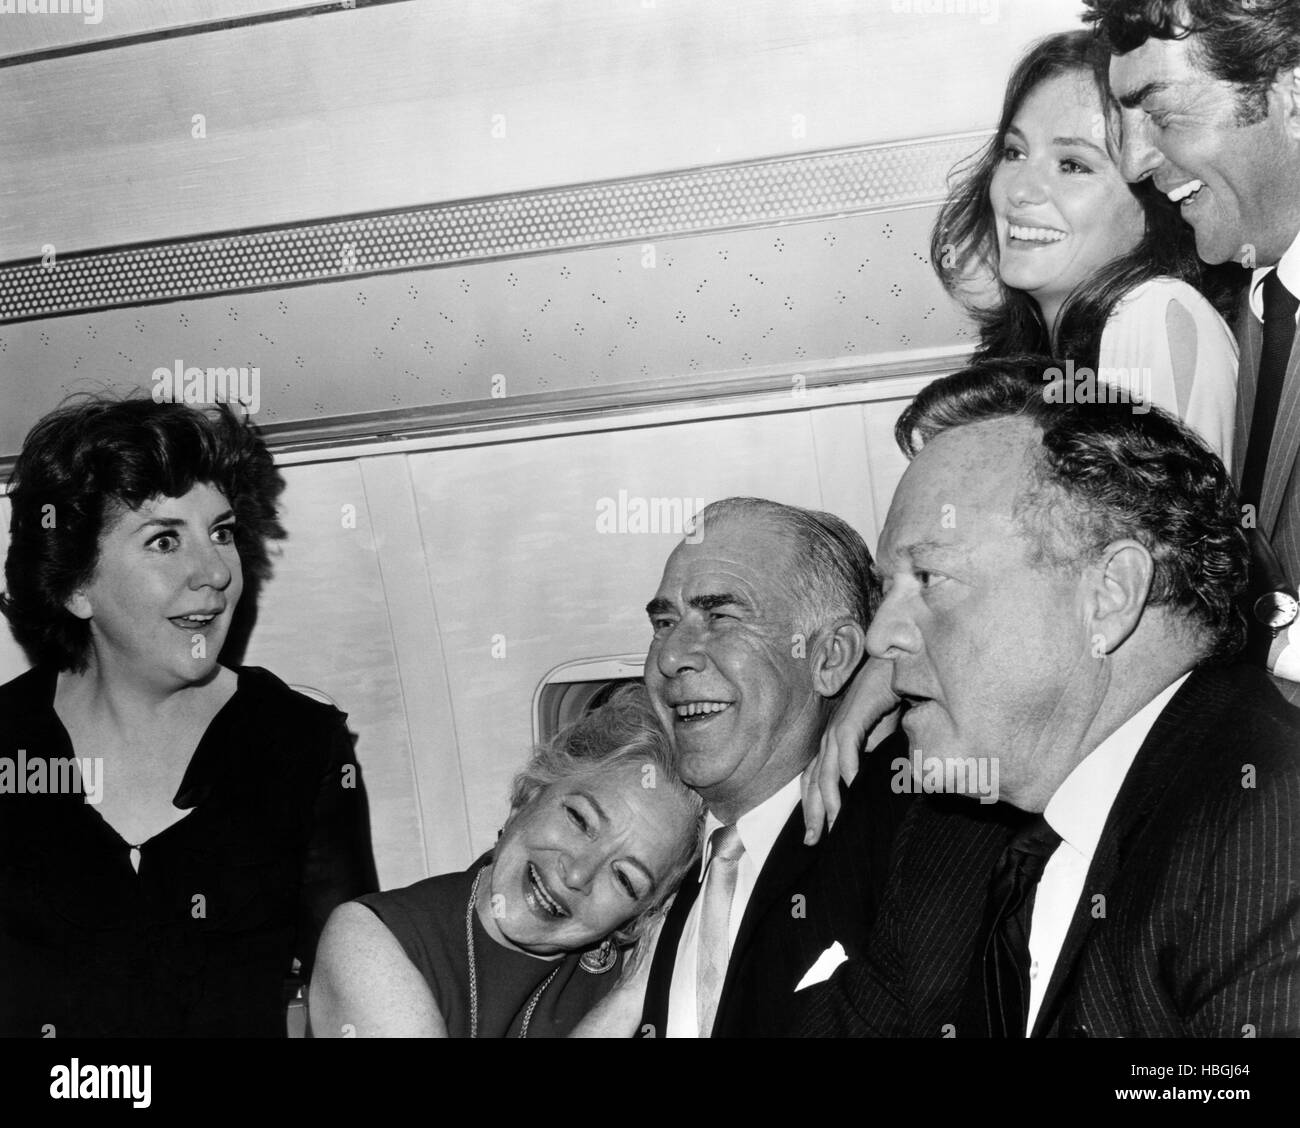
[895,357,1248,663]
[1,396,286,671]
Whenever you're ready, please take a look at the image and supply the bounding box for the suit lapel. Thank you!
[1031,671,1219,1036]
[731,805,820,959]
[1235,289,1260,485]
[1261,343,1300,535]
[642,858,702,1033]
[714,805,822,1028]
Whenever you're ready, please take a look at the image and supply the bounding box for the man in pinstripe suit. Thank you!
[797,360,1300,1037]
[1088,0,1300,706]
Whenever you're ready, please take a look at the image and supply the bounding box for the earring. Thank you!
[578,938,618,974]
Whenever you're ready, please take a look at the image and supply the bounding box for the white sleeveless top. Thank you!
[1097,276,1239,464]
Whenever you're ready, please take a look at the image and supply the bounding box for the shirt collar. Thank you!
[695,773,803,882]
[1249,227,1300,322]
[1043,672,1191,861]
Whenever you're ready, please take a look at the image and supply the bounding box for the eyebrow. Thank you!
[1053,135,1109,158]
[645,592,751,617]
[1005,124,1109,159]
[1113,79,1172,110]
[132,509,236,534]
[887,539,970,566]
[572,789,658,888]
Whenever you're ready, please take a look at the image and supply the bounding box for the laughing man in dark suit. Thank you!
[632,497,909,1038]
[1086,0,1300,704]
[798,359,1300,1038]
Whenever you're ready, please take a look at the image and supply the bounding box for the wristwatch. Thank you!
[1255,588,1299,634]
[1247,528,1299,635]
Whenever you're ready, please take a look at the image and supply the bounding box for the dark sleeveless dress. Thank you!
[355,863,619,1037]
[0,664,376,1037]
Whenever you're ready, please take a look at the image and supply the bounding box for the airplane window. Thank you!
[535,677,643,745]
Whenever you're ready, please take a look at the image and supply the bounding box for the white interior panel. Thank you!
[2,0,1083,257]
[863,396,914,538]
[223,458,430,889]
[0,0,324,59]
[407,405,876,863]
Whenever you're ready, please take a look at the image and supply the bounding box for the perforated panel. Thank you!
[0,136,984,323]
[0,204,976,457]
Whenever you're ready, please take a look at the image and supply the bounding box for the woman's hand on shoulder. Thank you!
[308,901,447,1038]
[801,656,900,845]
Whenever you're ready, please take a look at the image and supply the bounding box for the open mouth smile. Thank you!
[525,862,569,919]
[1007,223,1067,244]
[1166,179,1205,207]
[169,610,222,631]
[672,701,733,722]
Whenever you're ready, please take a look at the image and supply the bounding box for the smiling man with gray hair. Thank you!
[635,496,910,1038]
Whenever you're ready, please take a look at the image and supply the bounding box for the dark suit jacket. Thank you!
[640,729,912,1037]
[1235,282,1300,706]
[797,664,1300,1038]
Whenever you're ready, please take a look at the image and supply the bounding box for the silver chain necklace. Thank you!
[465,865,560,1038]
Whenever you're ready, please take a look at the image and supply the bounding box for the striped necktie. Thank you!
[696,823,745,1037]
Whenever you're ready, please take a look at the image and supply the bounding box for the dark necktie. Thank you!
[980,815,1062,1038]
[1240,269,1299,514]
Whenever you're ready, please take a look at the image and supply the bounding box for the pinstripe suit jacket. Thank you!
[796,664,1300,1038]
[639,730,911,1037]
[1236,282,1300,706]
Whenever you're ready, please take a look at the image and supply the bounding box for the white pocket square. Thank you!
[795,941,847,991]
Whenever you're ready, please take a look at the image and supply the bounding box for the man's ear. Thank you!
[65,589,93,621]
[1085,539,1153,657]
[809,619,867,698]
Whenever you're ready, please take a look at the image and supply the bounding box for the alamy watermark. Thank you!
[0,0,101,24]
[891,748,999,803]
[0,750,103,804]
[889,0,999,25]
[50,1059,150,1109]
[595,491,705,542]
[152,359,261,415]
[1043,359,1151,414]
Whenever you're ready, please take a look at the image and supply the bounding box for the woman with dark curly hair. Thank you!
[931,28,1242,460]
[310,684,702,1038]
[0,396,376,1037]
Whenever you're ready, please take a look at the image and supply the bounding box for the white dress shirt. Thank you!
[1025,672,1191,1034]
[665,774,802,1038]
[1248,229,1300,682]
[1248,229,1300,325]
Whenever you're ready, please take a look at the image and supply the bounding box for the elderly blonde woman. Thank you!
[311,685,703,1038]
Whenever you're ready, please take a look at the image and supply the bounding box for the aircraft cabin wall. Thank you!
[0,388,924,887]
[0,0,1084,889]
